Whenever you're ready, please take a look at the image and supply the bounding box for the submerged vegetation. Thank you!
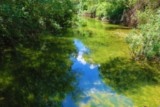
[73,17,130,63]
[0,0,160,107]
[74,17,160,106]
[73,0,160,105]
[101,58,159,91]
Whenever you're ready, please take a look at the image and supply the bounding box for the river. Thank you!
[62,39,134,107]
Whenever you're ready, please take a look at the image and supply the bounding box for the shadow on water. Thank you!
[62,39,134,107]
[0,35,75,107]
[100,57,160,92]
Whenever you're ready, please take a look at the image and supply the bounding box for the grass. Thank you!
[74,17,160,107]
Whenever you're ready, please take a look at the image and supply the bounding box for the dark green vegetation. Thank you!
[0,0,160,106]
[0,0,75,107]
[101,58,160,91]
[0,35,75,107]
[0,0,73,52]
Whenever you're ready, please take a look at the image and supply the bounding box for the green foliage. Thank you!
[0,35,75,107]
[126,9,160,61]
[87,5,97,15]
[101,58,160,92]
[106,0,126,23]
[137,9,152,25]
[96,2,111,19]
[0,0,73,51]
[137,6,158,25]
[79,0,138,23]
[0,0,75,107]
[105,0,137,23]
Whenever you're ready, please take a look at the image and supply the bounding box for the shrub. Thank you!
[137,8,156,25]
[126,9,160,61]
[96,2,111,19]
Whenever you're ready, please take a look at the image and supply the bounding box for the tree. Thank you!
[0,0,73,52]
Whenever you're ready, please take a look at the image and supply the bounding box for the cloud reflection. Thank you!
[62,39,133,107]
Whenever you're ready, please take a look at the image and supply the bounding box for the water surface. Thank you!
[62,39,133,107]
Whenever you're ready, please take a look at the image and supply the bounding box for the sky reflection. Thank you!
[62,39,133,107]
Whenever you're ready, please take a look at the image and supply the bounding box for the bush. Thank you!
[96,2,111,19]
[126,9,160,61]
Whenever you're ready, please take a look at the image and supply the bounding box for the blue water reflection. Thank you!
[62,39,133,107]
